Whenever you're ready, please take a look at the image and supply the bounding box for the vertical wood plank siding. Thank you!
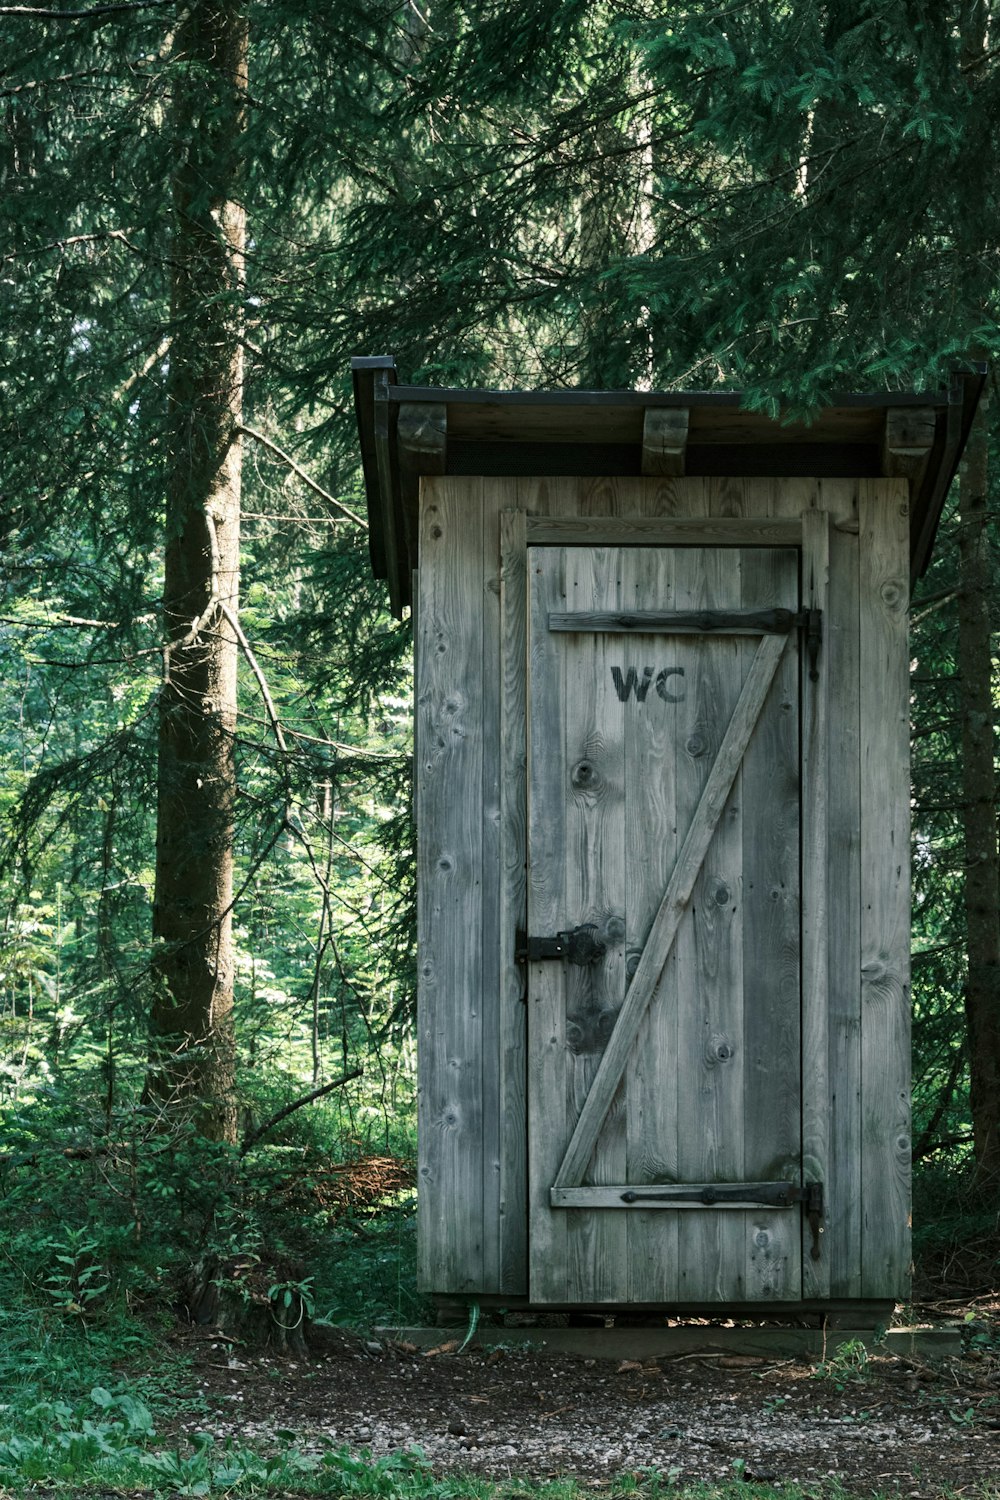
[416,478,485,1292]
[498,508,529,1293]
[417,474,910,1305]
[799,504,830,1298]
[859,479,912,1297]
[822,482,863,1297]
[480,480,518,1293]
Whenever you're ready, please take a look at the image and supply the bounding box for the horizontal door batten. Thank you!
[548,607,803,635]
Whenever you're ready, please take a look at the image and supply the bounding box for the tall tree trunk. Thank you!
[958,396,1000,1181]
[147,0,248,1143]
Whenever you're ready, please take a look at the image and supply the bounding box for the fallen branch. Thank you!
[241,1069,363,1155]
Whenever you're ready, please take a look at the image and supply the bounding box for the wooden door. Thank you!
[527,544,803,1304]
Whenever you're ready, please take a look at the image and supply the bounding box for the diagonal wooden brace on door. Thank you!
[551,631,790,1194]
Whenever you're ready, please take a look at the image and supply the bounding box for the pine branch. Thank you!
[238,424,368,530]
[913,1049,966,1162]
[236,712,408,760]
[912,1132,974,1161]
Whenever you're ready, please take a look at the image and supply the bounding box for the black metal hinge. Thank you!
[619,1181,824,1260]
[801,607,822,682]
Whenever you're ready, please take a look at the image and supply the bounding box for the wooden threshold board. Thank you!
[377,1325,961,1360]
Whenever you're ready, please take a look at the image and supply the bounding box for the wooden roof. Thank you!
[351,357,985,616]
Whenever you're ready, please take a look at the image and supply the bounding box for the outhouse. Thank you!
[352,358,983,1323]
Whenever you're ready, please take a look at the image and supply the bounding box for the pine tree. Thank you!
[144,0,248,1142]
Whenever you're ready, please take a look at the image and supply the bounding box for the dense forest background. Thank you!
[2,0,1000,1372]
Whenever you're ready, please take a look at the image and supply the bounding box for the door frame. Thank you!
[499,510,831,1300]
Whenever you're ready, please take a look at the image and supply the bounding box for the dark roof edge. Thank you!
[351,355,396,587]
[911,365,987,578]
[385,383,954,411]
[351,359,987,615]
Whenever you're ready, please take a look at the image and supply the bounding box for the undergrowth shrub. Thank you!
[0,1077,420,1350]
[912,1158,1000,1292]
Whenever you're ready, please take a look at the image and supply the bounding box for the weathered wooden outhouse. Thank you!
[353,358,983,1323]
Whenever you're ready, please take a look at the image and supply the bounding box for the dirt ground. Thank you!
[172,1304,1000,1498]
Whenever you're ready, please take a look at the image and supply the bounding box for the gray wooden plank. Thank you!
[859,478,911,1299]
[498,507,529,1295]
[618,545,680,1302]
[799,507,830,1297]
[554,630,788,1194]
[561,542,628,1302]
[822,481,863,1298]
[673,489,743,1300]
[740,516,803,1302]
[522,477,583,1301]
[416,477,485,1294]
[682,484,744,1299]
[527,515,802,547]
[526,543,570,1302]
[479,481,517,1294]
[480,483,501,1294]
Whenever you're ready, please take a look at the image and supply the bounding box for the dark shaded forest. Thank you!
[2,3,1000,1485]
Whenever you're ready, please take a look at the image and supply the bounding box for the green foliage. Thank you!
[913,1159,1000,1285]
[0,0,999,1403]
[811,1338,872,1390]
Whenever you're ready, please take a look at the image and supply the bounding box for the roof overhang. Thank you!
[352,357,986,616]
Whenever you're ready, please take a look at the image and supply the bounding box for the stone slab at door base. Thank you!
[379,1324,962,1360]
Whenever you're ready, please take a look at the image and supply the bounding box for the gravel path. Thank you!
[172,1328,1000,1495]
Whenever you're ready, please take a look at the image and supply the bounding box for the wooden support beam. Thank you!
[641,407,689,475]
[376,1323,961,1359]
[398,401,447,473]
[881,406,934,491]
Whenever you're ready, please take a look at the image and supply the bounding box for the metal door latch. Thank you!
[515,923,607,966]
[801,607,822,682]
[801,1179,824,1261]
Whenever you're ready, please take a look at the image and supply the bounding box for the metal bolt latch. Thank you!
[515,923,607,966]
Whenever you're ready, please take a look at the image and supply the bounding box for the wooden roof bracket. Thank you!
[642,406,690,476]
[351,358,987,611]
[881,405,935,493]
[399,401,447,473]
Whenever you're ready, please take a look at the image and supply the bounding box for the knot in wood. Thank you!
[880,577,905,611]
[571,758,597,789]
[706,1034,735,1067]
[602,914,626,945]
